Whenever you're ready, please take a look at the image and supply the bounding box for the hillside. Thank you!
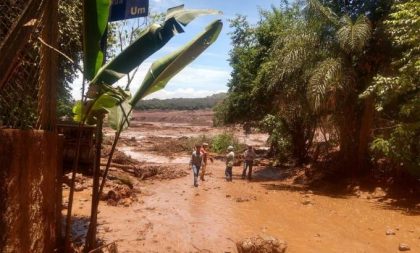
[134,93,226,110]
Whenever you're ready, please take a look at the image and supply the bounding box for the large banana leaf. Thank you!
[73,89,129,124]
[165,4,222,25]
[90,5,221,87]
[108,94,132,130]
[83,0,111,80]
[130,19,223,105]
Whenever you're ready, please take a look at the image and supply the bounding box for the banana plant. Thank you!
[70,3,223,251]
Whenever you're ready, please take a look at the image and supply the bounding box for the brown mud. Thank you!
[64,110,420,253]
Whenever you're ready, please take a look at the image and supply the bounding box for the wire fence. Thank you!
[0,0,49,129]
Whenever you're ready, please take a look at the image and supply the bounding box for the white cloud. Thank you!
[128,62,230,94]
[70,61,230,101]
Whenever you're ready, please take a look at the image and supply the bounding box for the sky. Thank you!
[71,0,281,100]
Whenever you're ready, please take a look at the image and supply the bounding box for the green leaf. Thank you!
[166,4,222,26]
[72,92,123,123]
[72,101,84,122]
[91,5,221,87]
[83,0,111,80]
[108,93,132,130]
[130,19,223,105]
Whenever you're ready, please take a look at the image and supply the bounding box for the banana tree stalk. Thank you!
[85,114,104,251]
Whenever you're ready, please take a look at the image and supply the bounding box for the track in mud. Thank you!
[65,110,420,253]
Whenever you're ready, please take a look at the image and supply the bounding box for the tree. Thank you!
[305,0,394,173]
[57,0,83,117]
[365,0,420,176]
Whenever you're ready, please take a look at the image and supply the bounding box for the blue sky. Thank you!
[71,0,281,100]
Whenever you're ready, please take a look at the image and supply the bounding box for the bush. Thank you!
[210,132,244,154]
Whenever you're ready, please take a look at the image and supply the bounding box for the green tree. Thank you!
[305,0,394,173]
[364,0,420,176]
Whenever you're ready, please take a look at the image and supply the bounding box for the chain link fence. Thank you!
[0,0,49,129]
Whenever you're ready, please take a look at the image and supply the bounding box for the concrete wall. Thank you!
[0,130,62,253]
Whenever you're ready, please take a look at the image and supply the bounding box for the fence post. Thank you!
[37,0,59,131]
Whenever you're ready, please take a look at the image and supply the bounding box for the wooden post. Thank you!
[37,0,59,131]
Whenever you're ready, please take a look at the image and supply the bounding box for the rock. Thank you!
[302,199,312,205]
[386,229,396,235]
[74,183,86,192]
[122,198,132,207]
[236,197,250,203]
[237,234,287,253]
[372,187,386,198]
[399,243,410,251]
[226,194,231,198]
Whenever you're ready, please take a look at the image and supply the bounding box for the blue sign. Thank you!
[109,0,149,22]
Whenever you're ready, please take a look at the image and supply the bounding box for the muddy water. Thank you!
[69,112,419,252]
[90,158,420,253]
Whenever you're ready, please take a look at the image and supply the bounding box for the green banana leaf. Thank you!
[73,90,128,124]
[130,19,223,105]
[83,0,111,80]
[108,93,132,130]
[90,5,221,87]
[165,4,222,26]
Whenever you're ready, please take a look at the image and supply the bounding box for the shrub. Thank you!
[210,132,244,153]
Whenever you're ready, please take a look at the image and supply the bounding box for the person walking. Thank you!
[190,144,203,187]
[225,145,234,182]
[242,145,256,180]
[200,142,209,181]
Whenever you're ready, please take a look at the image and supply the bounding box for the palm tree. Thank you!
[306,0,373,173]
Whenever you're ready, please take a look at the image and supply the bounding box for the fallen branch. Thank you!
[100,162,137,173]
[88,240,120,253]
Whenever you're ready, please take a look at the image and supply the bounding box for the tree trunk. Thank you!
[337,101,359,175]
[357,96,375,172]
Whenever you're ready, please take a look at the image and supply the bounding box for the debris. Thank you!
[386,229,396,235]
[372,187,386,198]
[302,199,312,205]
[399,243,410,251]
[237,234,287,253]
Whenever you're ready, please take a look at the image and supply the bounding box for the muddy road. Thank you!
[65,110,420,253]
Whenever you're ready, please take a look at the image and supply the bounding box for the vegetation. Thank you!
[216,0,419,177]
[135,93,226,110]
[66,2,223,251]
[210,132,244,153]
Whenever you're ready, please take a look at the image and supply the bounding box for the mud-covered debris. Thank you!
[386,229,396,235]
[301,199,312,205]
[74,183,87,192]
[236,196,257,202]
[399,243,410,251]
[237,234,287,253]
[372,187,386,198]
[101,184,134,206]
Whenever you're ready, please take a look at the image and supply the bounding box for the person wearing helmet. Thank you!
[242,145,256,180]
[200,142,209,181]
[190,144,203,187]
[225,145,235,181]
